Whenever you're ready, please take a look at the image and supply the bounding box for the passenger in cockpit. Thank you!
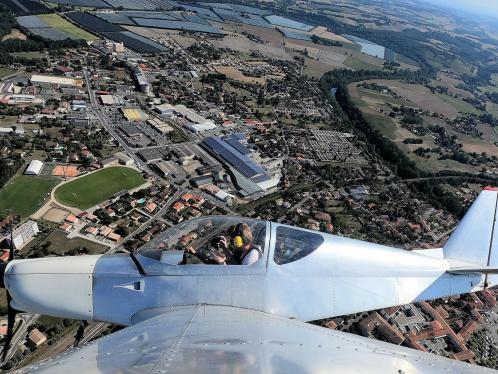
[228,223,262,265]
[181,222,262,266]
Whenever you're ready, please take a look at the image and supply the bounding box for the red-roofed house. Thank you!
[145,202,158,214]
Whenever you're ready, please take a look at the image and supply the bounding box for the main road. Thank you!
[83,69,151,173]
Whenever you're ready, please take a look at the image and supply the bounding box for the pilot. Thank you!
[183,223,262,266]
[227,223,262,265]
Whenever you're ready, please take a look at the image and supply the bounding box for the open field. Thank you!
[10,51,45,59]
[54,166,144,209]
[38,13,97,41]
[349,81,498,174]
[27,229,109,256]
[433,73,473,98]
[358,79,465,119]
[0,67,15,78]
[435,93,483,115]
[344,55,383,70]
[213,65,282,85]
[0,176,59,217]
[479,85,498,94]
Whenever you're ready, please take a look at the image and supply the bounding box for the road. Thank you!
[84,69,151,173]
[109,187,186,253]
[1,313,40,366]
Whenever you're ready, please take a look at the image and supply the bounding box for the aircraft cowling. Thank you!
[4,255,101,320]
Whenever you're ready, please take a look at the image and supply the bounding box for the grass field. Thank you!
[0,176,59,217]
[35,229,109,255]
[10,51,45,59]
[0,67,15,78]
[435,93,483,115]
[448,58,473,75]
[344,56,382,70]
[38,13,97,41]
[356,87,409,106]
[54,166,144,209]
[479,85,498,94]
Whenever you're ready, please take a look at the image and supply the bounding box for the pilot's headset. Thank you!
[232,223,247,249]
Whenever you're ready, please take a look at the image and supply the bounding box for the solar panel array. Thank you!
[16,15,49,28]
[2,0,51,16]
[264,15,313,31]
[212,8,272,28]
[103,0,175,11]
[30,27,73,40]
[177,4,222,21]
[225,134,251,155]
[101,31,168,53]
[66,11,124,32]
[46,0,110,7]
[131,18,223,34]
[92,12,140,25]
[201,2,271,16]
[203,137,266,179]
[16,15,76,40]
[278,28,312,41]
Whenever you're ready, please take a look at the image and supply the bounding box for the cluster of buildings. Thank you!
[346,290,498,364]
[287,129,367,165]
[154,103,217,133]
[162,191,218,225]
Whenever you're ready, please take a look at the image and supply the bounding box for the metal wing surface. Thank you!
[14,305,491,374]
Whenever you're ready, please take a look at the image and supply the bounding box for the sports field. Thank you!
[0,176,59,217]
[54,166,145,209]
[38,13,97,41]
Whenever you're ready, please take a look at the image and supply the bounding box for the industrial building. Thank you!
[0,94,44,106]
[99,95,115,106]
[185,122,217,133]
[202,135,279,196]
[0,126,25,136]
[174,105,217,133]
[25,160,44,175]
[11,220,39,249]
[30,74,83,87]
[154,103,176,115]
[133,65,150,95]
[147,118,174,134]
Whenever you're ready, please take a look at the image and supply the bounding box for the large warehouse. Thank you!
[25,160,44,175]
[202,135,279,196]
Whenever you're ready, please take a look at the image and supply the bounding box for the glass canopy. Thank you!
[137,216,267,266]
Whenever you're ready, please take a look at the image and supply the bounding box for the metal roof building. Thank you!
[202,136,279,194]
[25,160,44,175]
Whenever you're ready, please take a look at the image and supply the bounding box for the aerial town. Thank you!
[2,0,498,371]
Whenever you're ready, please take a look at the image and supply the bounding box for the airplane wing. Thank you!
[15,305,488,374]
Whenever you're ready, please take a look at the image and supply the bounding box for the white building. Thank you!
[12,220,39,249]
[185,122,218,133]
[25,160,44,175]
[154,103,176,116]
[30,74,83,87]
